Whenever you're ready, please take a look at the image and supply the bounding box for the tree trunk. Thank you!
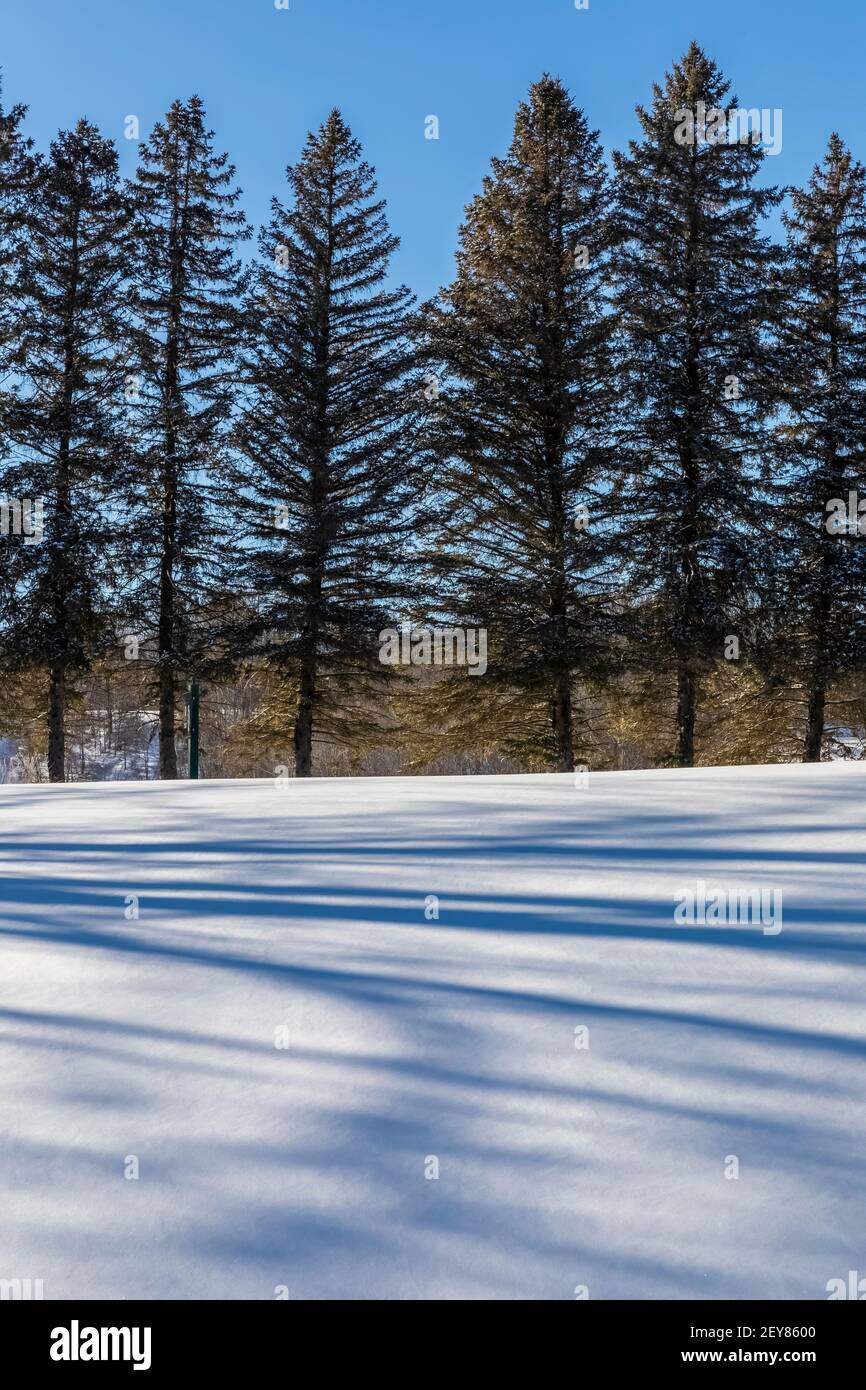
[803,684,825,762]
[292,156,334,781]
[803,584,829,765]
[157,452,178,780]
[675,659,696,768]
[47,665,65,783]
[674,153,701,772]
[157,155,187,780]
[803,251,839,768]
[551,674,575,772]
[48,204,80,787]
[158,634,178,779]
[293,651,316,777]
[157,451,178,780]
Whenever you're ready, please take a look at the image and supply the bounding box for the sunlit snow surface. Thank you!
[1,764,864,1299]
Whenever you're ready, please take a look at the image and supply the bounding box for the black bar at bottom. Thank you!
[2,1298,863,1375]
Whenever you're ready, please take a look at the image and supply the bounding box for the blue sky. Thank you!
[2,0,864,299]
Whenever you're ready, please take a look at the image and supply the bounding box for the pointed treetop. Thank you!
[301,107,359,164]
[644,42,733,123]
[513,73,589,141]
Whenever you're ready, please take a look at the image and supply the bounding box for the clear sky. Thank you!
[2,0,864,300]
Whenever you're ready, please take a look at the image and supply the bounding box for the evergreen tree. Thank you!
[3,120,130,781]
[610,43,779,766]
[0,85,35,652]
[129,96,249,778]
[423,75,616,772]
[769,135,866,760]
[232,110,420,777]
[0,82,33,384]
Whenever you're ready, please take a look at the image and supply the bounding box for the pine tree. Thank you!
[610,43,779,766]
[231,110,420,777]
[423,75,616,772]
[769,135,866,760]
[3,120,130,781]
[129,96,249,779]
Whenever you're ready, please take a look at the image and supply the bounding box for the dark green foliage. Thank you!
[768,134,866,759]
[128,96,250,778]
[0,85,35,635]
[3,120,130,780]
[610,42,780,765]
[232,110,421,776]
[423,75,617,771]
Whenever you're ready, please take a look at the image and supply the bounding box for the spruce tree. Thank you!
[0,83,33,382]
[232,110,420,777]
[0,87,34,638]
[129,96,249,778]
[423,75,616,772]
[770,135,866,760]
[3,120,130,781]
[610,43,779,766]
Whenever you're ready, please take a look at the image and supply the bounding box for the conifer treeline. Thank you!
[1,42,865,782]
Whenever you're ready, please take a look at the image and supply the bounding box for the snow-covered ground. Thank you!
[1,763,864,1300]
